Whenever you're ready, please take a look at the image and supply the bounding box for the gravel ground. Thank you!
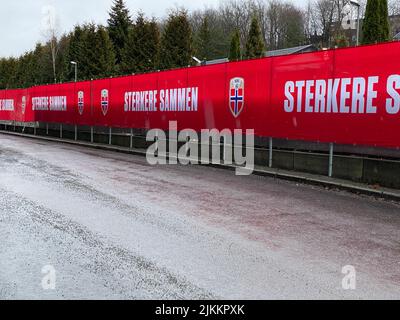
[0,134,399,300]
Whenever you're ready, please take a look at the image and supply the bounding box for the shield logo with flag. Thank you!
[229,77,245,118]
[101,89,109,116]
[21,96,26,115]
[78,91,84,115]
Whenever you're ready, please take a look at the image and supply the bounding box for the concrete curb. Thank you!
[2,130,400,202]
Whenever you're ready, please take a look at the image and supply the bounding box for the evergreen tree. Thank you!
[245,16,265,59]
[65,25,86,81]
[107,0,132,64]
[0,58,17,89]
[362,0,390,44]
[229,30,241,61]
[195,16,211,61]
[56,34,71,83]
[160,10,194,70]
[32,43,54,85]
[144,18,161,71]
[71,24,116,80]
[362,0,379,44]
[76,23,98,79]
[191,11,231,61]
[380,0,390,42]
[96,26,117,77]
[13,51,36,87]
[121,13,160,74]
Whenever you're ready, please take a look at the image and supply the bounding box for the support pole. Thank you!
[91,126,94,143]
[329,143,334,177]
[356,5,360,46]
[46,123,49,135]
[60,124,63,139]
[109,127,112,145]
[269,137,273,168]
[34,124,36,136]
[75,125,78,141]
[155,132,159,158]
[222,139,226,163]
[130,129,133,149]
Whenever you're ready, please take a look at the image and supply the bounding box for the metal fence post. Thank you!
[130,129,133,149]
[91,126,94,143]
[75,125,78,141]
[46,123,48,135]
[329,143,334,177]
[269,137,273,168]
[109,127,112,145]
[60,124,63,139]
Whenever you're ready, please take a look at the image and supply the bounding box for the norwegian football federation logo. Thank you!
[229,77,245,118]
[101,89,109,116]
[21,96,26,114]
[78,91,84,115]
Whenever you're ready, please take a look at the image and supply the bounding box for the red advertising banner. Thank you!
[1,42,400,148]
[0,88,33,123]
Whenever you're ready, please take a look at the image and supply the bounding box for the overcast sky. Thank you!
[0,0,307,58]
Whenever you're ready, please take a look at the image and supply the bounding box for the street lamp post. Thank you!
[70,61,78,82]
[350,0,361,46]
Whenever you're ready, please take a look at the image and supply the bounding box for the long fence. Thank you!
[1,41,400,150]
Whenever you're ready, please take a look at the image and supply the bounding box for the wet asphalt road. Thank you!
[0,134,399,300]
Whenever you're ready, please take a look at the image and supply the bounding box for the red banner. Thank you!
[1,42,400,148]
[0,88,33,123]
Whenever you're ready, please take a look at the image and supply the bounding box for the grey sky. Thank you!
[0,0,307,58]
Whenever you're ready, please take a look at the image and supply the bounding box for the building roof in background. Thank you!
[266,44,318,57]
[204,44,318,66]
[204,58,229,65]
